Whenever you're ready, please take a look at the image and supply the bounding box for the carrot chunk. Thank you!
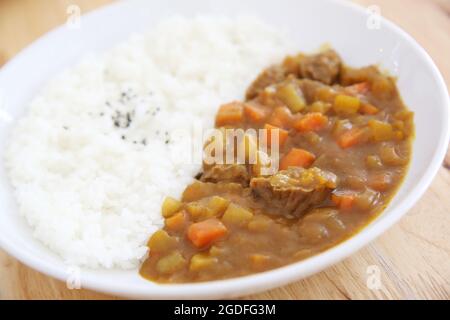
[215,102,244,127]
[293,112,328,133]
[360,103,379,115]
[244,103,267,123]
[268,106,293,128]
[264,123,289,148]
[369,173,392,192]
[331,193,356,211]
[345,82,370,95]
[187,218,227,248]
[280,148,315,170]
[337,127,367,149]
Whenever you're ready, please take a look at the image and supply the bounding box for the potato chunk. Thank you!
[189,253,218,272]
[161,197,182,218]
[156,251,186,275]
[207,196,230,216]
[222,204,253,226]
[186,203,213,221]
[276,83,306,113]
[333,94,360,115]
[308,101,332,114]
[147,230,177,253]
[368,120,393,142]
[250,254,272,269]
[165,210,187,231]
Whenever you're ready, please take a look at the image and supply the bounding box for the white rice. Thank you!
[5,16,293,269]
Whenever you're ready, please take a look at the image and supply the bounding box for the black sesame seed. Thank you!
[112,111,132,128]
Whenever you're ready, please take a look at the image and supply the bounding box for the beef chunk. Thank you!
[200,164,250,186]
[297,79,327,103]
[246,65,287,100]
[250,167,337,217]
[245,50,342,100]
[299,50,342,85]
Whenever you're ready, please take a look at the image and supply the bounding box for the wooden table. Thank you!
[0,0,449,300]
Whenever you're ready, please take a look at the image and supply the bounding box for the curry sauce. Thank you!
[140,49,414,283]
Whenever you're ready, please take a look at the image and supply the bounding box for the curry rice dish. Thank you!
[4,17,414,282]
[140,49,414,283]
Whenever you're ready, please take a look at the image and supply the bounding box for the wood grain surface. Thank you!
[0,0,449,300]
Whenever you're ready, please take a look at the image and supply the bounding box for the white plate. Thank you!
[0,0,448,299]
